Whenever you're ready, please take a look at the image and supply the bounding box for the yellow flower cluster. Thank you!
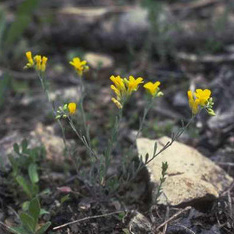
[69,57,89,76]
[24,51,215,118]
[187,89,215,115]
[110,75,144,109]
[24,51,48,72]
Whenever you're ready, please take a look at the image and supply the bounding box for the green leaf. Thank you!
[29,197,40,223]
[20,212,35,232]
[5,0,39,45]
[21,139,28,152]
[118,212,125,220]
[0,72,11,108]
[16,175,32,198]
[0,7,6,49]
[10,226,27,234]
[122,228,130,234]
[28,163,39,184]
[153,142,157,155]
[40,188,51,195]
[32,183,39,196]
[8,155,18,176]
[22,201,30,211]
[36,222,51,234]
[60,194,70,204]
[39,208,49,216]
[13,143,20,154]
[145,153,149,164]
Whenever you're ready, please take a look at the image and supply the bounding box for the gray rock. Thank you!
[137,137,233,206]
[173,91,188,108]
[49,5,174,50]
[129,211,152,234]
[208,66,234,134]
[0,123,72,169]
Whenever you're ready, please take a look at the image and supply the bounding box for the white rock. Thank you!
[137,137,233,206]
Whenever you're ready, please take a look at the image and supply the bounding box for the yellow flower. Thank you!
[194,89,211,106]
[124,76,144,94]
[187,89,214,115]
[110,75,144,108]
[41,56,48,72]
[111,98,122,109]
[69,57,89,76]
[68,102,77,114]
[110,75,126,93]
[25,51,34,68]
[24,52,48,72]
[110,85,121,99]
[144,81,161,97]
[187,90,200,115]
[110,75,127,105]
[34,55,42,71]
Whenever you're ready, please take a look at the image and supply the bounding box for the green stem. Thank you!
[37,73,67,149]
[145,114,196,166]
[136,98,153,139]
[102,108,122,183]
[67,116,97,160]
[78,77,92,156]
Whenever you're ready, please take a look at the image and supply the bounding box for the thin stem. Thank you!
[136,98,153,139]
[145,114,196,165]
[53,211,124,230]
[80,101,91,147]
[67,116,97,160]
[37,73,67,149]
[102,108,122,183]
[79,77,93,157]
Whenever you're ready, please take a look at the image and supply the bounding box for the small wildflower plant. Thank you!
[23,51,216,198]
[8,139,51,234]
[10,197,51,234]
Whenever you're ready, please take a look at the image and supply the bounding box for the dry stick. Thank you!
[53,211,123,230]
[171,0,221,12]
[217,162,234,167]
[155,206,191,233]
[221,181,234,196]
[0,221,13,233]
[227,190,233,220]
[163,206,170,234]
[175,224,196,234]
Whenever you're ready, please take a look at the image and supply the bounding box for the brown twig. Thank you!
[163,206,170,234]
[217,162,234,167]
[0,221,12,234]
[155,206,191,233]
[53,211,123,230]
[171,0,221,12]
[175,224,196,234]
[221,181,234,196]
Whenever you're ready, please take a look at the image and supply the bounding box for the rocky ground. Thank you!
[0,0,234,233]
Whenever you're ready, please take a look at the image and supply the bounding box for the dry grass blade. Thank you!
[155,206,191,233]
